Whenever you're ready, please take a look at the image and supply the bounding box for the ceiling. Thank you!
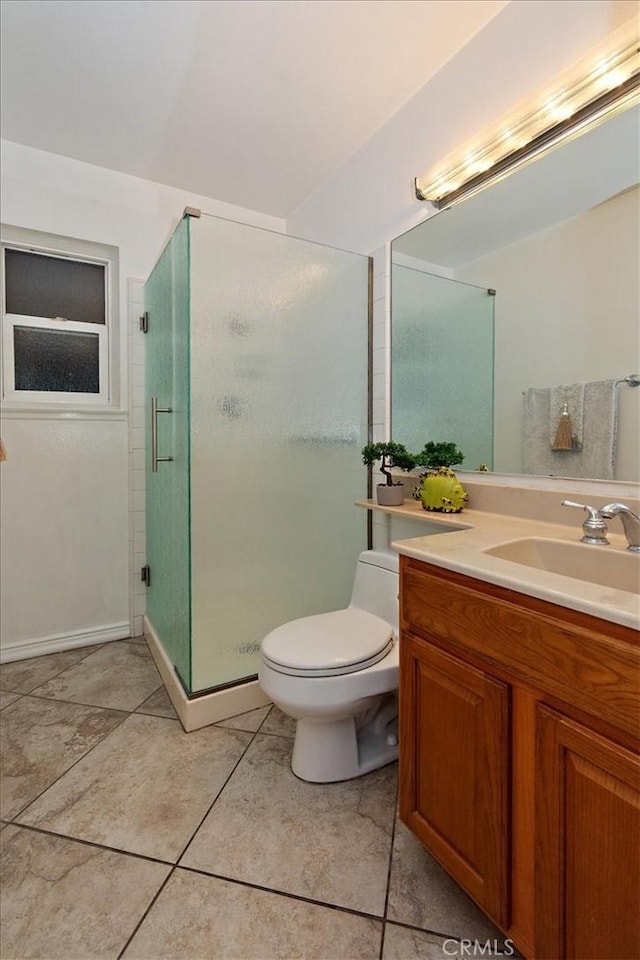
[0,0,507,218]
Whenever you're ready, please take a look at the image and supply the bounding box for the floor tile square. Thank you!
[123,867,382,960]
[387,821,506,942]
[0,645,101,694]
[0,825,170,959]
[135,684,178,719]
[0,696,125,820]
[31,641,162,711]
[17,714,252,861]
[215,705,270,732]
[181,733,397,916]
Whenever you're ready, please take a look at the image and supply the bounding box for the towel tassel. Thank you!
[552,402,575,451]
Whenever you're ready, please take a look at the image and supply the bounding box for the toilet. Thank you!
[258,549,399,783]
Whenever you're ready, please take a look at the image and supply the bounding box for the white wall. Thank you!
[286,0,638,511]
[457,186,640,481]
[287,0,639,253]
[0,140,283,660]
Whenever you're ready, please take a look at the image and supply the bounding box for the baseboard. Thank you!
[0,622,130,663]
[143,615,271,732]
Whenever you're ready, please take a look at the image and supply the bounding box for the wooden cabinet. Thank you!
[398,555,640,960]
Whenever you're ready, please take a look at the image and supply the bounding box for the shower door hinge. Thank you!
[139,311,149,334]
[141,564,151,586]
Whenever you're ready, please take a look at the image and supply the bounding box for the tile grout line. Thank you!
[4,690,133,715]
[174,712,270,866]
[115,710,277,959]
[6,686,485,952]
[17,688,162,715]
[8,707,270,830]
[5,695,286,829]
[4,820,175,869]
[8,817,481,948]
[116,865,177,960]
[8,675,484,950]
[0,640,113,697]
[177,861,389,924]
[379,775,401,960]
[0,692,23,711]
[7,708,131,824]
[8,816,391,928]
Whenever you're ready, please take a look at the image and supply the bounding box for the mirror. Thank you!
[391,102,640,483]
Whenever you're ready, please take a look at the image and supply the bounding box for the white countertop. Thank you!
[355,499,640,631]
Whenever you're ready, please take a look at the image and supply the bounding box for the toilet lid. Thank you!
[261,608,394,677]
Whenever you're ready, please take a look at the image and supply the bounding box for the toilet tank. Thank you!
[349,550,399,632]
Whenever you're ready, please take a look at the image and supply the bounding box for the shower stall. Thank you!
[391,264,495,470]
[144,212,370,700]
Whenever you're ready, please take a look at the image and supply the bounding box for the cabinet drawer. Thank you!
[400,557,639,739]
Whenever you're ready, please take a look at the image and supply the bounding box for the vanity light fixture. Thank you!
[415,39,640,210]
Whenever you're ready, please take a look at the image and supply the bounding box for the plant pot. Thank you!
[417,467,468,513]
[376,483,405,506]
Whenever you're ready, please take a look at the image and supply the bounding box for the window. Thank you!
[1,229,119,406]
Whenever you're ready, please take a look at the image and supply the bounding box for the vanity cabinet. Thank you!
[398,555,640,960]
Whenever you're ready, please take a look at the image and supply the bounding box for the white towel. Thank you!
[523,379,618,479]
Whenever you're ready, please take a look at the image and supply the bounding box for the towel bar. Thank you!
[615,374,640,388]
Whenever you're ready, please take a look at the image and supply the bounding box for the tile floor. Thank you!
[0,638,512,959]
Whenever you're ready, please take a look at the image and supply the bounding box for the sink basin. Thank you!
[484,538,640,594]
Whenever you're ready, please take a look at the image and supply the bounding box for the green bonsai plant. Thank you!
[413,441,468,513]
[415,441,465,469]
[362,442,417,505]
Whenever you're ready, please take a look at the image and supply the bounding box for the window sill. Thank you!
[1,404,128,421]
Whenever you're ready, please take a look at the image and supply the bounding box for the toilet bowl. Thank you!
[258,549,399,783]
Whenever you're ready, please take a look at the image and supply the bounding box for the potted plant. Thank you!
[413,441,469,513]
[362,441,417,506]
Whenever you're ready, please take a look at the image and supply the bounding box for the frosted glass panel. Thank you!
[392,266,494,470]
[189,216,369,691]
[14,326,99,393]
[145,218,191,689]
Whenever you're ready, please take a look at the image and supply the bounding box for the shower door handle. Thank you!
[151,396,173,472]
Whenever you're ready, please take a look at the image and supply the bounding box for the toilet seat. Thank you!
[261,608,394,678]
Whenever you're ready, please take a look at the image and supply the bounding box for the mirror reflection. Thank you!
[391,103,640,483]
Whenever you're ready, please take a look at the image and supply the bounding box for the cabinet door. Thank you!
[536,705,640,960]
[399,634,510,927]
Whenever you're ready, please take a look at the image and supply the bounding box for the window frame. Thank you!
[1,228,119,410]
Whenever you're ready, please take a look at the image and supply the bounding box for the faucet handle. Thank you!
[561,500,609,545]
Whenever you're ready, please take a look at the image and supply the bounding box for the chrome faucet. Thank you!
[561,500,609,545]
[598,503,640,552]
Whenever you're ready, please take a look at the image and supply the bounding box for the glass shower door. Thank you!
[189,215,370,692]
[144,218,192,689]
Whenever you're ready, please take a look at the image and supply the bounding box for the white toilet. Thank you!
[258,549,399,783]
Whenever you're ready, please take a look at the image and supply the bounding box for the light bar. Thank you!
[415,40,640,210]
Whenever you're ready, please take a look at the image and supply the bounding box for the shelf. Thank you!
[354,498,474,530]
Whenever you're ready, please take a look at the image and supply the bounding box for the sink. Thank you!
[483,538,640,594]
